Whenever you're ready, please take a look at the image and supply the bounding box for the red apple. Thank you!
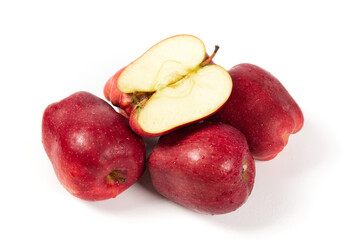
[42,91,146,201]
[212,63,304,160]
[104,35,232,138]
[148,121,255,215]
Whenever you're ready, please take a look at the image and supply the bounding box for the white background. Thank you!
[1,0,359,239]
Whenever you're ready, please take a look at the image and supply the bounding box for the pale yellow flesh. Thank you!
[138,65,232,134]
[118,35,206,93]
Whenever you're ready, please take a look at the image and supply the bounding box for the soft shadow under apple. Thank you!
[86,118,336,226]
[85,173,166,214]
[200,118,336,230]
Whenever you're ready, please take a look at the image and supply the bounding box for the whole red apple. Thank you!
[148,121,255,215]
[212,63,304,160]
[42,91,146,201]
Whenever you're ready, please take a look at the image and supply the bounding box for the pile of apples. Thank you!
[42,35,303,215]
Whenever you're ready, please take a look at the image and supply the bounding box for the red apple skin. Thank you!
[148,121,255,215]
[103,67,134,116]
[103,67,124,106]
[212,63,304,160]
[42,91,146,201]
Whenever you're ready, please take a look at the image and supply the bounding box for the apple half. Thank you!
[112,35,232,137]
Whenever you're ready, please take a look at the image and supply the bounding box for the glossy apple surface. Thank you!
[212,63,304,160]
[148,121,255,215]
[42,91,146,200]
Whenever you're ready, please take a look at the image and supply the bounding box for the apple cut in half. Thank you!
[117,35,232,137]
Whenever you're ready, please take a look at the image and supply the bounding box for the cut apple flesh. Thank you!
[118,35,206,93]
[118,35,233,135]
[139,65,232,133]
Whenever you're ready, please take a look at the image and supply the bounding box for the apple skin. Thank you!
[42,91,146,201]
[212,63,304,160]
[103,67,122,106]
[148,121,255,215]
[103,67,133,117]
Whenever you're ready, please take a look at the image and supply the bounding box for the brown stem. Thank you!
[201,45,220,67]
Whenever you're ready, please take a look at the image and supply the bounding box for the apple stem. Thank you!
[201,45,220,67]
